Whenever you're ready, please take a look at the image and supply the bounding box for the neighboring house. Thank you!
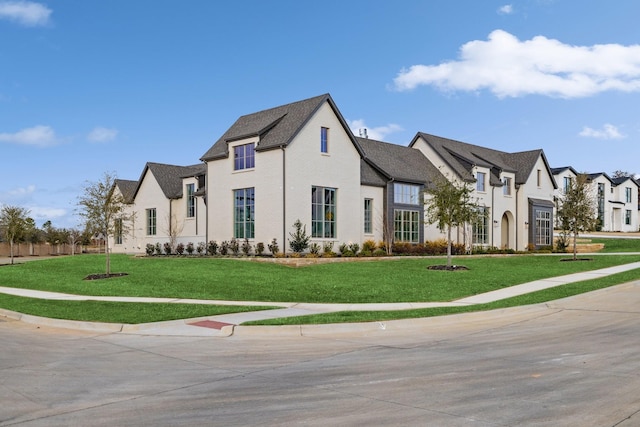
[112,93,563,254]
[551,168,639,232]
[410,133,557,250]
[111,162,207,253]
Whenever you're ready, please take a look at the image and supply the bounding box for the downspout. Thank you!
[169,199,173,247]
[515,185,520,250]
[281,146,286,255]
[491,184,495,247]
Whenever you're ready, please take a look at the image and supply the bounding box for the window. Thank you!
[394,183,420,205]
[312,186,336,238]
[503,177,512,196]
[597,183,605,229]
[535,210,552,246]
[234,188,255,239]
[394,209,419,243]
[537,169,541,187]
[115,218,123,245]
[321,127,329,153]
[186,183,195,218]
[563,176,572,193]
[472,207,489,245]
[626,187,632,203]
[476,172,486,192]
[364,198,373,234]
[234,143,255,170]
[626,210,632,225]
[146,208,156,236]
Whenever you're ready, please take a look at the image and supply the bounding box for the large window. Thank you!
[472,207,489,245]
[476,172,486,192]
[535,210,552,246]
[394,183,420,205]
[394,209,419,243]
[321,127,329,153]
[312,186,336,238]
[146,208,156,236]
[234,143,255,170]
[186,183,195,218]
[597,183,605,229]
[364,198,372,234]
[234,188,255,239]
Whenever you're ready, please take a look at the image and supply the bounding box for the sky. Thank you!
[2,0,640,229]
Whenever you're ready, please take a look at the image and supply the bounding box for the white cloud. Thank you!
[0,1,52,27]
[392,29,640,98]
[578,123,625,140]
[348,119,403,141]
[497,4,514,15]
[9,184,36,196]
[87,126,118,143]
[0,125,57,147]
[27,206,67,221]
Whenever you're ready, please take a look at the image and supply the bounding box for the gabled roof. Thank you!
[114,179,138,204]
[586,172,613,183]
[357,136,444,186]
[411,132,556,188]
[550,166,579,176]
[200,93,362,161]
[611,176,640,187]
[133,162,206,200]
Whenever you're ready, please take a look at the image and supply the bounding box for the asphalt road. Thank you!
[2,281,640,426]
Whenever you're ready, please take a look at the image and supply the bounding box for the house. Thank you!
[410,133,557,250]
[551,168,639,232]
[112,93,561,254]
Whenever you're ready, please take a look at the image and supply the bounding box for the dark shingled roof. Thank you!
[611,176,640,187]
[412,132,555,188]
[550,166,578,176]
[200,94,362,161]
[114,179,138,204]
[357,137,445,186]
[133,162,206,200]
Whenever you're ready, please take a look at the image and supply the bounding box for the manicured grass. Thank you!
[1,254,639,303]
[589,237,640,252]
[247,268,640,325]
[0,292,276,323]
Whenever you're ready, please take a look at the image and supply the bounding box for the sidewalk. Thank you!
[1,260,640,337]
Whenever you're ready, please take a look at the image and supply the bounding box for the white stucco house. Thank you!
[551,167,639,232]
[111,93,561,254]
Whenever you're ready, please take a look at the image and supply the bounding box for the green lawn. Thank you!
[1,253,639,324]
[590,237,640,252]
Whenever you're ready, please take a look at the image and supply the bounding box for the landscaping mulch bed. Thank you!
[427,265,469,271]
[84,273,128,280]
[560,258,593,262]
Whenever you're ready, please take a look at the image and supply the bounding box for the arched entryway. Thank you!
[501,211,514,249]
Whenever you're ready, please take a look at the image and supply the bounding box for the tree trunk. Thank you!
[572,228,578,261]
[9,239,14,265]
[447,225,452,267]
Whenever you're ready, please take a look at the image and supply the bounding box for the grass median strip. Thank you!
[0,293,277,324]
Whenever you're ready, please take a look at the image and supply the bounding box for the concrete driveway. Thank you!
[1,281,640,426]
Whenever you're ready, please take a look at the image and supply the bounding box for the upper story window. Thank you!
[626,187,632,203]
[321,127,329,153]
[186,183,195,218]
[536,169,542,187]
[234,143,255,170]
[563,176,572,193]
[394,183,420,205]
[476,172,486,192]
[502,177,512,195]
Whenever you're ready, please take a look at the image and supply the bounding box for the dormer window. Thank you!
[234,143,255,170]
[503,177,512,195]
[476,172,486,192]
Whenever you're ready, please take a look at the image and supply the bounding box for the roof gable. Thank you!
[114,179,137,204]
[133,162,205,200]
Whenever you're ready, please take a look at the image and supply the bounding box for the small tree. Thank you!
[557,173,597,260]
[0,205,30,264]
[424,176,479,268]
[289,219,310,253]
[77,172,129,275]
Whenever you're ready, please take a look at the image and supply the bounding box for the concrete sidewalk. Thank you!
[1,260,640,337]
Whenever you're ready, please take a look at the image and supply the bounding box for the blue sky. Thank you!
[2,0,640,229]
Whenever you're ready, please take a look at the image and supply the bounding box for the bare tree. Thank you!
[0,205,30,264]
[77,172,130,275]
[67,228,82,255]
[163,212,184,252]
[557,173,597,260]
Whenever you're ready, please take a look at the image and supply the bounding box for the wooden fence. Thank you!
[0,242,103,257]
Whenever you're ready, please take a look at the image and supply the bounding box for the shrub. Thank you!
[229,238,240,255]
[322,241,335,256]
[340,250,355,257]
[289,219,310,253]
[145,243,155,256]
[373,248,387,257]
[185,242,194,255]
[338,243,348,254]
[154,242,162,255]
[309,242,321,255]
[163,242,172,255]
[255,242,265,256]
[348,242,360,255]
[268,238,279,256]
[207,240,218,256]
[196,242,206,255]
[362,239,377,252]
[175,243,185,255]
[219,241,229,255]
[241,238,252,256]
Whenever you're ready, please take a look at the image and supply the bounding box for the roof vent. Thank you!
[359,128,368,138]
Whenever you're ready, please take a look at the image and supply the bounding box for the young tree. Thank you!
[424,176,480,268]
[77,172,129,275]
[289,219,310,253]
[557,173,597,260]
[0,205,30,264]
